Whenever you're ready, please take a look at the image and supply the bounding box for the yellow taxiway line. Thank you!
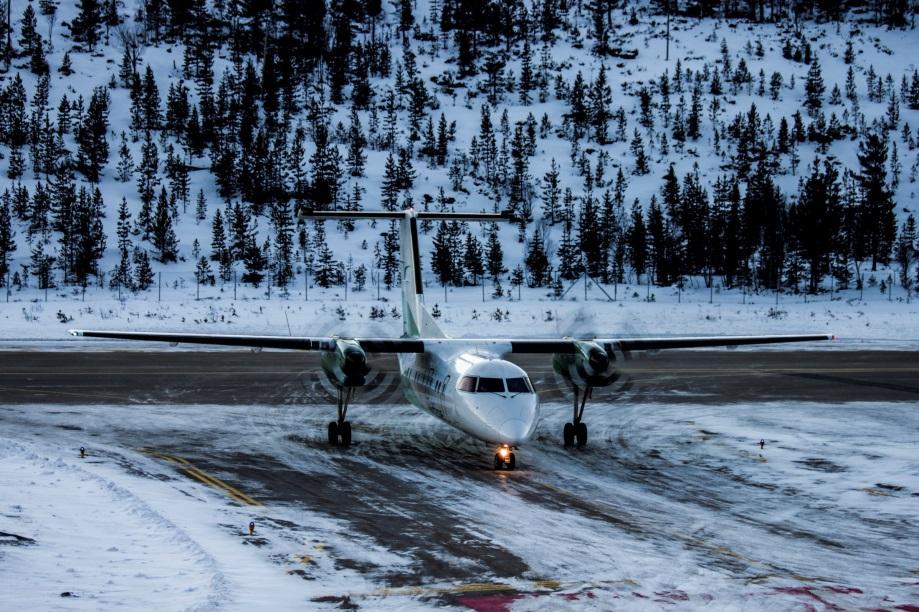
[140,448,262,506]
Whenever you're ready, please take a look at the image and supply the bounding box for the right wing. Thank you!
[502,334,834,354]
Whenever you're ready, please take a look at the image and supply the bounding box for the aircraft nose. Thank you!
[480,394,538,444]
[496,419,531,444]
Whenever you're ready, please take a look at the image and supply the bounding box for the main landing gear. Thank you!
[563,386,591,448]
[328,387,354,447]
[493,444,516,470]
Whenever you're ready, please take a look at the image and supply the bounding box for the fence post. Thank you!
[267,280,271,300]
[196,275,200,300]
[5,273,9,302]
[860,274,864,301]
[158,272,162,302]
[233,270,237,301]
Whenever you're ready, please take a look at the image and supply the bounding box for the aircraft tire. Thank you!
[575,422,588,447]
[563,423,575,447]
[339,421,352,447]
[327,421,339,445]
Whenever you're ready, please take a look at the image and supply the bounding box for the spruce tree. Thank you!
[791,159,841,293]
[895,215,917,288]
[19,4,40,57]
[271,201,294,288]
[112,197,133,290]
[133,248,154,290]
[431,220,454,286]
[70,0,102,51]
[589,64,612,144]
[0,194,14,284]
[115,131,133,181]
[631,129,649,175]
[347,106,367,177]
[524,229,550,287]
[463,232,484,285]
[195,190,207,223]
[804,58,825,114]
[856,132,897,270]
[381,152,400,211]
[626,198,648,282]
[135,130,158,237]
[152,187,178,262]
[542,159,561,224]
[76,86,110,182]
[381,220,400,289]
[485,225,505,281]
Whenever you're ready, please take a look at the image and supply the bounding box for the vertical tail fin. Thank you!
[298,208,514,339]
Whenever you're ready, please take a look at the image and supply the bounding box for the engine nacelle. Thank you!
[552,340,618,388]
[320,339,370,387]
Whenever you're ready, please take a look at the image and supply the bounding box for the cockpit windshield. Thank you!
[506,377,533,394]
[457,376,533,394]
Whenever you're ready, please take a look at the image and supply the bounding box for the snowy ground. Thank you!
[3,278,919,350]
[1,397,916,610]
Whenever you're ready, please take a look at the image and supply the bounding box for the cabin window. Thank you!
[506,377,533,394]
[457,376,477,392]
[476,377,505,393]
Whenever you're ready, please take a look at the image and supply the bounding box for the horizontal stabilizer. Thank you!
[297,208,516,222]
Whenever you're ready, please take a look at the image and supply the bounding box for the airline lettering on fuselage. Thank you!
[405,365,450,418]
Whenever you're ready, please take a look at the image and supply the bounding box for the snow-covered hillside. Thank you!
[1,0,918,340]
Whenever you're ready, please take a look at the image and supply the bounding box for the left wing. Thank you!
[68,330,425,353]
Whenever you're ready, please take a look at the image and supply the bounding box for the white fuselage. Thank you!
[397,343,540,445]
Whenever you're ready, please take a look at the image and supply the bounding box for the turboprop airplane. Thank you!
[71,208,832,470]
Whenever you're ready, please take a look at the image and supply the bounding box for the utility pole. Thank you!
[3,0,12,72]
[665,0,671,62]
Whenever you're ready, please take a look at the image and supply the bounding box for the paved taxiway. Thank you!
[2,349,919,404]
[1,348,917,608]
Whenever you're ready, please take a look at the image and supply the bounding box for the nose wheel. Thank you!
[328,387,354,447]
[493,445,516,470]
[564,386,591,448]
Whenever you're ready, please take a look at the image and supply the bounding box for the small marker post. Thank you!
[248,521,255,536]
[79,447,85,458]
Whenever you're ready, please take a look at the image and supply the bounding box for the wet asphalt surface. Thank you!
[2,350,919,405]
[1,349,917,607]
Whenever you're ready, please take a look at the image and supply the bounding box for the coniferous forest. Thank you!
[1,0,918,300]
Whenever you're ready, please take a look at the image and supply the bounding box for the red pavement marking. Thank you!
[655,590,690,601]
[894,605,919,612]
[454,593,524,612]
[773,586,846,611]
[825,586,864,594]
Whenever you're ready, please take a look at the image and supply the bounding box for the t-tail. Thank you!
[298,207,515,339]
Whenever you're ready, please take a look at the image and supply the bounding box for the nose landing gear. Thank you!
[563,386,591,448]
[493,445,516,470]
[328,387,355,447]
